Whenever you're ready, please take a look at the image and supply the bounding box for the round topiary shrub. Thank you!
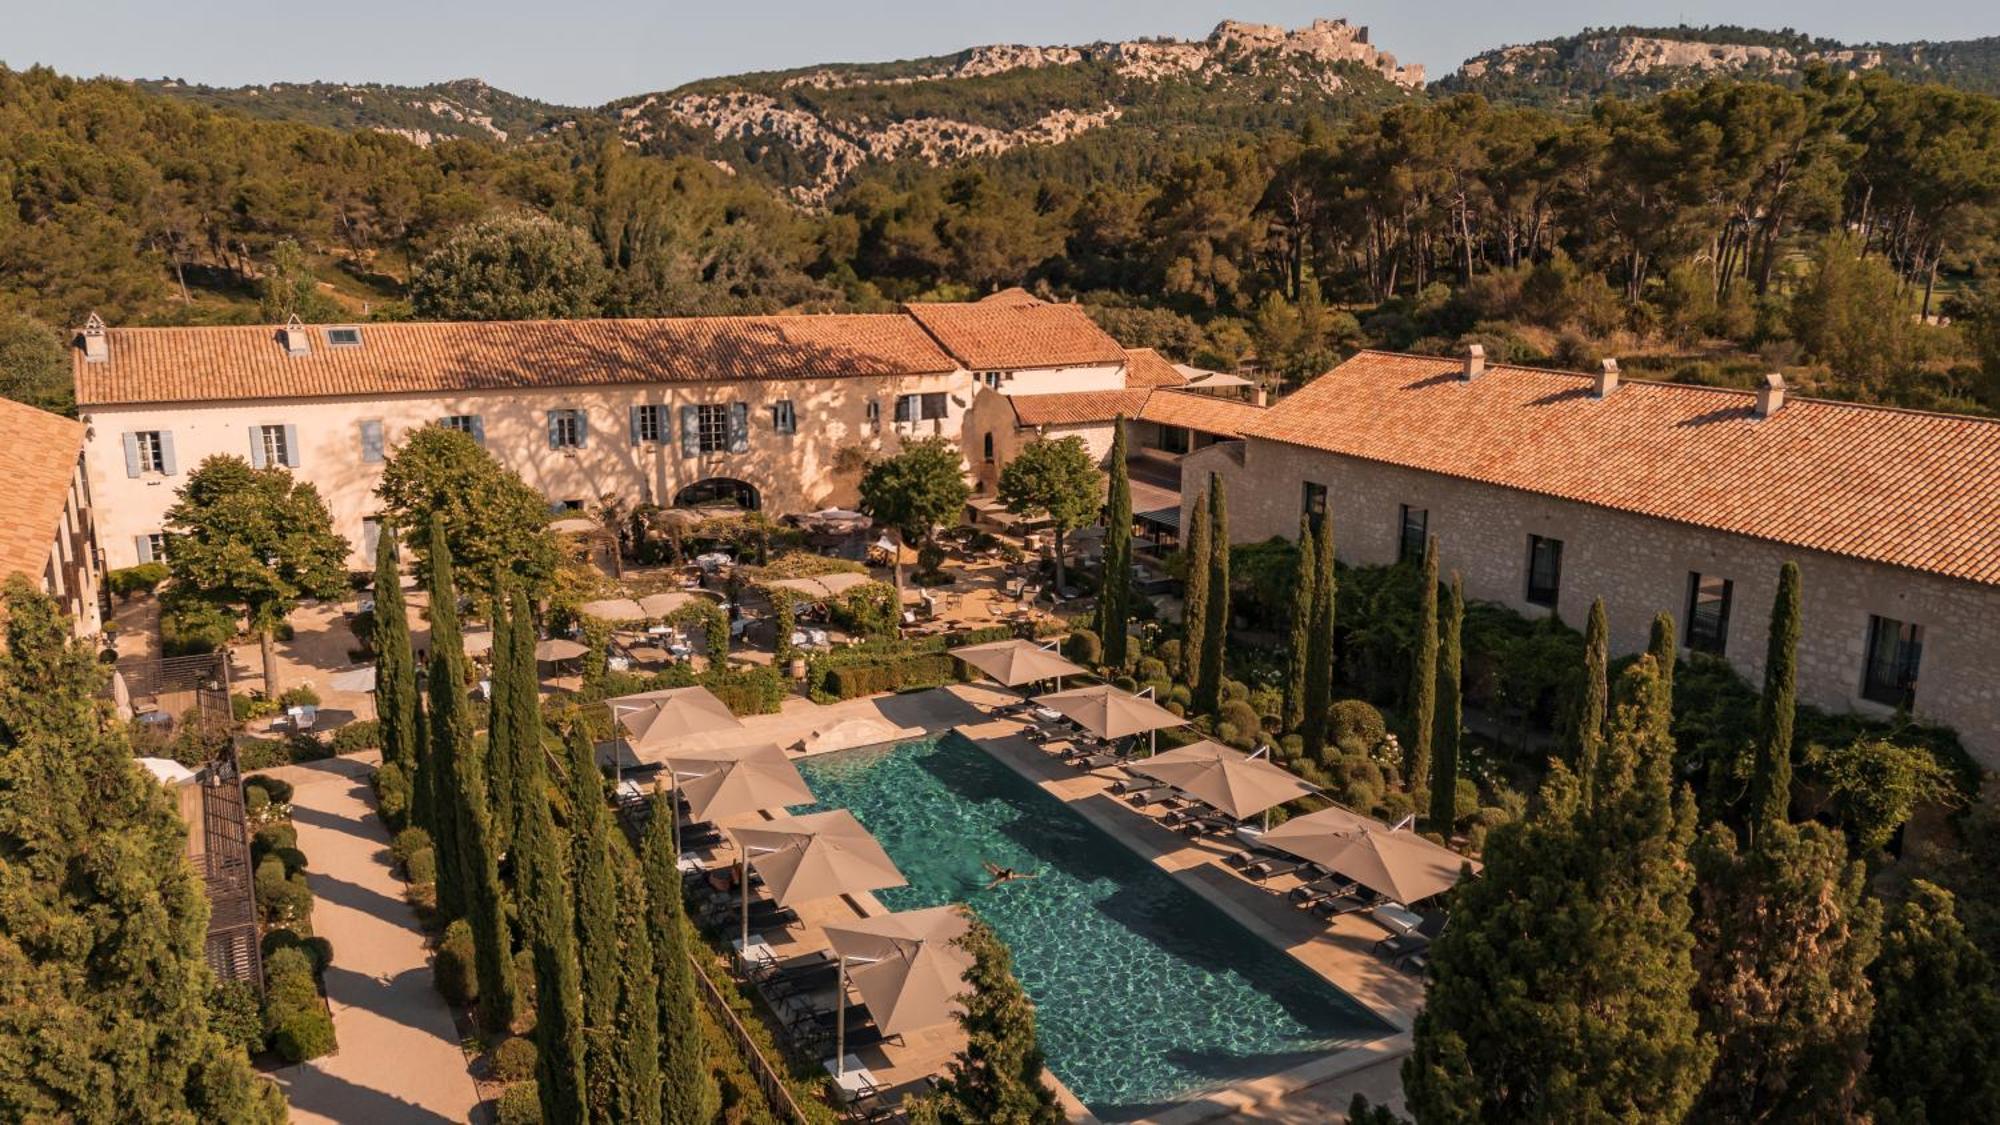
[496,1080,543,1125]
[245,774,294,804]
[1220,700,1262,745]
[1328,699,1388,755]
[404,846,437,886]
[1063,628,1102,667]
[1167,684,1192,709]
[1112,675,1138,693]
[303,936,335,973]
[244,787,270,816]
[273,845,309,876]
[1221,678,1249,703]
[253,821,299,857]
[492,1036,539,1083]
[1136,657,1168,683]
[272,1008,337,1063]
[391,826,433,867]
[434,919,479,1007]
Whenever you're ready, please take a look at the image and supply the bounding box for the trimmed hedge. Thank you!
[822,653,963,701]
[244,774,294,805]
[263,946,335,1062]
[805,624,1011,702]
[330,719,381,755]
[496,1081,543,1125]
[434,919,478,1007]
[492,1036,539,1083]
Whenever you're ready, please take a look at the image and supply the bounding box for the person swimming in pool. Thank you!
[983,860,1041,889]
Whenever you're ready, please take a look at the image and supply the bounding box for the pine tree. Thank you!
[1406,536,1439,796]
[565,723,623,1121]
[372,524,417,773]
[1868,881,2000,1122]
[1577,597,1610,798]
[1429,573,1464,833]
[613,847,662,1125]
[1750,561,1802,836]
[510,687,587,1125]
[1408,656,1712,1121]
[640,793,716,1125]
[426,515,517,1030]
[0,580,287,1124]
[1179,493,1210,686]
[1284,515,1317,735]
[909,919,1062,1125]
[1299,518,1336,758]
[1193,475,1229,715]
[1691,819,1881,1122]
[1100,419,1133,669]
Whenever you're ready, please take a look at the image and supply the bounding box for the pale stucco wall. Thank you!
[84,371,977,572]
[1184,437,2000,769]
[964,387,1120,494]
[986,363,1126,396]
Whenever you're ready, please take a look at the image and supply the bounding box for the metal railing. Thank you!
[687,953,817,1125]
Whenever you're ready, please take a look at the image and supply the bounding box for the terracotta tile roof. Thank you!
[73,315,959,407]
[1122,348,1190,388]
[1242,351,2000,587]
[903,299,1127,370]
[1008,389,1152,428]
[0,398,84,584]
[1138,389,1265,439]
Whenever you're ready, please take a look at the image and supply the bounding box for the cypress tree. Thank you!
[565,723,623,1121]
[1406,536,1439,796]
[1100,418,1133,669]
[511,697,587,1125]
[1284,514,1317,735]
[1429,573,1464,833]
[613,848,662,1125]
[912,920,1063,1124]
[426,529,468,920]
[412,681,436,837]
[1179,493,1210,685]
[1868,881,2000,1121]
[504,582,543,851]
[1300,517,1336,758]
[1194,475,1229,715]
[0,581,288,1125]
[372,524,417,773]
[1749,561,1802,837]
[641,793,717,1125]
[426,515,517,1030]
[486,578,515,857]
[1409,656,1711,1121]
[1647,611,1676,706]
[1577,598,1610,800]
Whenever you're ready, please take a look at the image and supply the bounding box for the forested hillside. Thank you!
[132,76,576,144]
[2,55,1998,420]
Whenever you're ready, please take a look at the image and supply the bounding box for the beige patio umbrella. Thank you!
[765,572,874,601]
[950,638,1086,689]
[665,743,813,823]
[1033,683,1187,751]
[822,906,974,1075]
[729,810,906,952]
[609,685,743,752]
[1130,740,1315,823]
[579,597,648,623]
[550,516,599,534]
[637,591,700,617]
[534,637,590,662]
[461,630,494,657]
[1262,818,1479,905]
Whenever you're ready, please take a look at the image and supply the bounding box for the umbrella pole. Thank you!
[835,955,849,1076]
[739,853,750,957]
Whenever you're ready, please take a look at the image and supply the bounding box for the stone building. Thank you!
[0,392,103,634]
[1184,347,2000,768]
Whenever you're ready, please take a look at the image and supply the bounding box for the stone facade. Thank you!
[1185,437,2000,769]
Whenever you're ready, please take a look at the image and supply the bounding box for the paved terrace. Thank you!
[634,684,1423,1123]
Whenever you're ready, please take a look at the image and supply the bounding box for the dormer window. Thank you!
[325,326,362,348]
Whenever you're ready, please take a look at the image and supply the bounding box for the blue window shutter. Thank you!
[577,411,589,449]
[680,406,699,458]
[134,535,152,564]
[248,426,267,469]
[122,433,140,478]
[470,416,485,445]
[159,432,177,475]
[728,402,749,453]
[547,411,560,450]
[283,424,300,467]
[629,406,643,445]
[360,420,384,463]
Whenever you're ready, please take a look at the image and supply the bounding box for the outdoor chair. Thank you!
[1374,912,1449,959]
[1241,856,1309,882]
[1071,751,1124,771]
[1289,879,1360,906]
[1178,815,1239,839]
[1397,949,1430,975]
[1124,786,1176,808]
[1224,846,1292,872]
[1108,776,1157,796]
[1313,890,1388,920]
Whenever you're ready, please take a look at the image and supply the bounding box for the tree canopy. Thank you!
[996,435,1101,595]
[857,436,971,589]
[374,426,559,603]
[410,213,609,321]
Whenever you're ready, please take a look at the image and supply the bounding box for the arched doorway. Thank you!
[675,477,761,511]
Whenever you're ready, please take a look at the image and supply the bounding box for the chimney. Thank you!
[280,315,310,356]
[1594,358,1620,398]
[1250,386,1269,407]
[1462,343,1485,382]
[80,312,108,364]
[1756,372,1786,417]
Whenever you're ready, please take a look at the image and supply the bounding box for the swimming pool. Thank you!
[795,732,1391,1120]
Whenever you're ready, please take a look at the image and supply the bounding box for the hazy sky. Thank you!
[2,1,1992,106]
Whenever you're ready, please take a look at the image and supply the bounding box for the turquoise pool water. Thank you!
[795,732,1391,1120]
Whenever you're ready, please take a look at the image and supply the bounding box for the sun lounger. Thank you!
[1125,786,1176,808]
[1108,776,1157,796]
[1242,856,1309,881]
[761,962,840,999]
[1071,752,1123,770]
[753,950,833,981]
[1313,891,1387,920]
[796,1002,873,1033]
[1289,879,1360,905]
[1224,847,1291,871]
[1178,815,1238,838]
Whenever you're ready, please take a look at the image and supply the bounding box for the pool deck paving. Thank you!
[669,684,1423,1123]
[258,753,482,1125]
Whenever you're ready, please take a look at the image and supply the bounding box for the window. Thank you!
[359,419,385,464]
[980,371,1007,389]
[130,431,167,475]
[137,532,167,564]
[865,399,881,428]
[361,517,382,560]
[1862,615,1923,708]
[1684,573,1733,655]
[256,424,292,469]
[440,415,483,444]
[325,326,363,348]
[894,392,948,423]
[548,409,586,450]
[632,404,666,444]
[1526,535,1563,608]
[1155,425,1190,455]
[1399,505,1429,564]
[696,404,729,453]
[983,432,995,463]
[771,400,797,435]
[1301,481,1328,530]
